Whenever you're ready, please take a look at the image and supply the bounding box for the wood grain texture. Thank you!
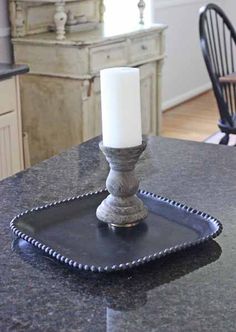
[161,90,219,142]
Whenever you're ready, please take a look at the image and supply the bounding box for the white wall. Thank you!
[151,0,235,110]
[0,0,12,63]
[225,0,236,23]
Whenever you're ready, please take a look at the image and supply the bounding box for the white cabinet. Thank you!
[0,77,24,180]
[82,77,102,142]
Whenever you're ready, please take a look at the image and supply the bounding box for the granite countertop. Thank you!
[0,136,236,332]
[0,63,29,81]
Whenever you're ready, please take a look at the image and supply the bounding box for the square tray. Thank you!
[10,189,222,272]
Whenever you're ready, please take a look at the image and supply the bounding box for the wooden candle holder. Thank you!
[96,141,148,228]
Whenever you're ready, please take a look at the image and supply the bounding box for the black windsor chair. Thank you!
[199,3,236,145]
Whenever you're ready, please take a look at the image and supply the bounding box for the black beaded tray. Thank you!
[10,189,222,272]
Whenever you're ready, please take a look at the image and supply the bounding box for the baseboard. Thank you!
[162,82,212,111]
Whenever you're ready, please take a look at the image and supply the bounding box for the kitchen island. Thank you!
[0,136,235,331]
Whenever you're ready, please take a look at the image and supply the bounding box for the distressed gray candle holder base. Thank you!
[96,141,148,227]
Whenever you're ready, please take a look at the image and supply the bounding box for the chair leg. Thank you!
[219,134,229,145]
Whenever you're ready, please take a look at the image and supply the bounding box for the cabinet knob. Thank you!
[141,45,147,50]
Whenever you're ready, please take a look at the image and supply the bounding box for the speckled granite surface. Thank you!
[0,63,29,81]
[0,136,235,332]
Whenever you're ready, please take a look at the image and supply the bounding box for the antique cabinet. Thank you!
[10,0,167,165]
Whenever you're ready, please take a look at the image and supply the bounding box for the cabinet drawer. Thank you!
[130,34,161,63]
[0,77,17,115]
[90,42,127,73]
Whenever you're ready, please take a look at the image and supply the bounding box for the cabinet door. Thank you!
[139,62,157,135]
[92,77,102,137]
[0,112,22,180]
[82,77,102,141]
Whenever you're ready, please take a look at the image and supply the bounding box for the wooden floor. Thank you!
[161,90,219,142]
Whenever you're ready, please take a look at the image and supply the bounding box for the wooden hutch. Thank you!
[9,0,167,164]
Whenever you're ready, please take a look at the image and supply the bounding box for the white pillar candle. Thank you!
[100,67,142,148]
